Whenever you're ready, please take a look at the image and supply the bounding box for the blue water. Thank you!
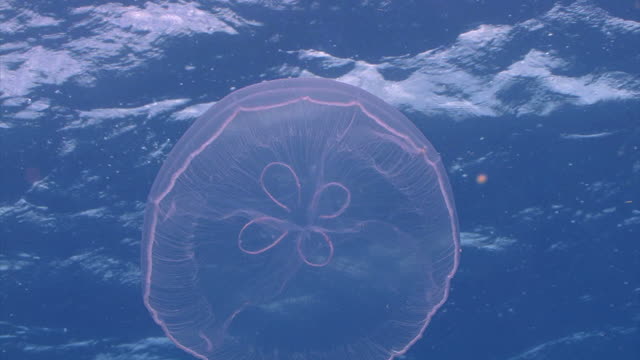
[1,0,639,359]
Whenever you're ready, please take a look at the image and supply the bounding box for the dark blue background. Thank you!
[1,0,639,359]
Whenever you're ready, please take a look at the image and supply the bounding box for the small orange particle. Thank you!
[476,173,488,184]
